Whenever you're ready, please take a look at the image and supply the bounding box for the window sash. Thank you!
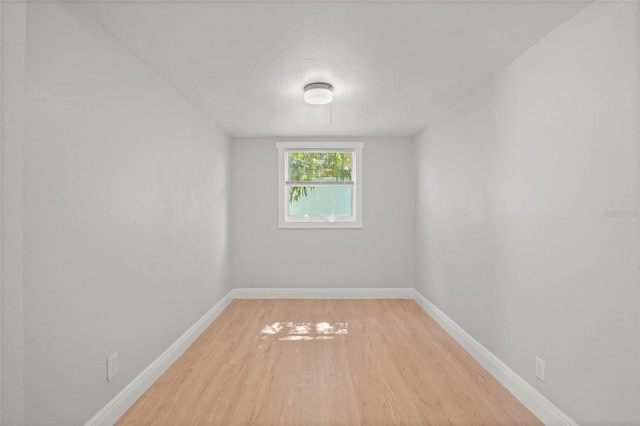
[285,181,354,187]
[286,184,354,220]
[285,150,354,185]
[284,151,357,222]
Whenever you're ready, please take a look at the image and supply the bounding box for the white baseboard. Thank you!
[85,290,234,426]
[231,287,414,299]
[412,289,576,426]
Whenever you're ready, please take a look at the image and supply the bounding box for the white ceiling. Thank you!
[81,1,588,137]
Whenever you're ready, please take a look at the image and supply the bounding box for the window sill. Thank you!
[278,219,363,229]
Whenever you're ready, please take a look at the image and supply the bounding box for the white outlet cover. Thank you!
[535,356,546,382]
[107,352,119,381]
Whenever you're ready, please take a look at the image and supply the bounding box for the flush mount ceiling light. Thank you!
[304,82,333,105]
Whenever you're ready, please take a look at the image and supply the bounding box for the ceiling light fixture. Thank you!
[304,82,333,105]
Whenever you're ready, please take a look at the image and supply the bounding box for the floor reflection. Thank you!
[260,322,348,341]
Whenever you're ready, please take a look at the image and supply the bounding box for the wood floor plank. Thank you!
[117,299,541,425]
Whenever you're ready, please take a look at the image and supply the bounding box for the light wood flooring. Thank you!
[117,299,541,425]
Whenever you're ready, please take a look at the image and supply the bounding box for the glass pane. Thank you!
[289,186,352,217]
[288,152,352,182]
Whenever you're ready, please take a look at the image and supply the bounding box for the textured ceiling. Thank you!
[81,1,588,137]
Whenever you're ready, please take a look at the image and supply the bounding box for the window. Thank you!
[277,142,363,228]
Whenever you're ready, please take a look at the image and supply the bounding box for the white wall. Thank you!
[414,2,640,424]
[231,137,415,289]
[21,2,230,424]
[1,2,26,424]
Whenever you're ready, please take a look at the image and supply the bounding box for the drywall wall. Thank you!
[1,2,26,424]
[231,137,415,289]
[414,2,640,424]
[22,2,230,423]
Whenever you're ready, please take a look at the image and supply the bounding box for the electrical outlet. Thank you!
[107,352,119,381]
[535,356,546,382]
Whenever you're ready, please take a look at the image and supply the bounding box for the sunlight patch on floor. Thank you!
[260,322,348,341]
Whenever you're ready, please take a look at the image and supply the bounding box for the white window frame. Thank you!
[277,142,363,229]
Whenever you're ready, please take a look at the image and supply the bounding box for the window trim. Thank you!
[277,142,364,229]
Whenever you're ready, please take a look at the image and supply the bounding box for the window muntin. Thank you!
[277,142,363,228]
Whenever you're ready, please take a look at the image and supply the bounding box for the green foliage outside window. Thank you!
[288,152,352,203]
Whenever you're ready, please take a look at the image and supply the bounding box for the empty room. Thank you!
[1,0,639,424]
